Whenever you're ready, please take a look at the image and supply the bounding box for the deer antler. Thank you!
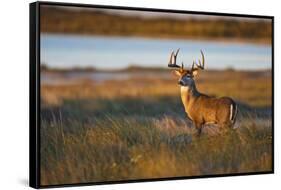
[168,48,185,70]
[168,49,205,74]
[192,50,205,71]
[168,49,181,68]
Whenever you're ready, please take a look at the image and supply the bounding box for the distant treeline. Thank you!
[41,6,272,43]
[41,63,169,73]
[41,64,96,73]
[41,63,272,74]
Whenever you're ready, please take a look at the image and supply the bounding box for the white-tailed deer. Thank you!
[168,49,238,135]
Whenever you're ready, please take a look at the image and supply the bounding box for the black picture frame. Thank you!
[30,1,274,188]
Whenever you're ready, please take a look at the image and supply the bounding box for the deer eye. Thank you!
[184,74,191,78]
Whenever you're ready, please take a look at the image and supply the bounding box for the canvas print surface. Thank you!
[39,4,273,186]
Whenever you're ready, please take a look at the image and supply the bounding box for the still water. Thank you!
[41,34,271,70]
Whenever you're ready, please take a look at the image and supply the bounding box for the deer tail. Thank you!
[229,102,238,124]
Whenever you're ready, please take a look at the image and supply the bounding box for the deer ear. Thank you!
[171,70,181,77]
[192,70,198,77]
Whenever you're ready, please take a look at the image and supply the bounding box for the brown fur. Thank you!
[180,85,237,135]
[169,49,237,135]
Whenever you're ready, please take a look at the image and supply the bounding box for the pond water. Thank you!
[41,34,271,70]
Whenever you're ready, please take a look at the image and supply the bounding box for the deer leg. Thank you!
[194,123,203,136]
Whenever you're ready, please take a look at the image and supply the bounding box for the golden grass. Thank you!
[41,70,272,107]
[40,70,272,186]
[40,115,272,185]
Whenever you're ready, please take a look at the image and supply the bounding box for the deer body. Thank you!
[180,85,237,134]
[168,49,238,135]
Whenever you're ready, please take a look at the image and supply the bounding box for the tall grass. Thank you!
[40,103,272,185]
[41,112,272,185]
[40,70,272,185]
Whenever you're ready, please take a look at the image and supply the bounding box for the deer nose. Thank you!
[178,80,183,85]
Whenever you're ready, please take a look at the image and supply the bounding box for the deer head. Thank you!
[168,48,205,86]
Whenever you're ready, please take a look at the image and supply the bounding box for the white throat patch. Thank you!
[181,86,189,93]
[180,86,191,114]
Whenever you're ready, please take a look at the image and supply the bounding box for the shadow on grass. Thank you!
[41,96,184,122]
[41,95,272,125]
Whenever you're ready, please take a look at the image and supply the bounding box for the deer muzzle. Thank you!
[178,80,184,86]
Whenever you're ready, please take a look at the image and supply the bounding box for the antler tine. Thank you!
[200,50,205,69]
[175,48,180,58]
[198,59,203,69]
[192,50,205,70]
[191,61,196,71]
[168,48,181,68]
[173,48,180,65]
[168,51,174,65]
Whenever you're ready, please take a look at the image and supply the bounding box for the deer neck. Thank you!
[180,83,200,112]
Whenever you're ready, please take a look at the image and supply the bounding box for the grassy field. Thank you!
[40,70,272,185]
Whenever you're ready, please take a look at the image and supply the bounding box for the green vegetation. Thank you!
[41,6,272,43]
[40,70,272,185]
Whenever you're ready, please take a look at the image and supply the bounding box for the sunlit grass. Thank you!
[40,112,272,185]
[40,70,272,185]
[41,70,272,107]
